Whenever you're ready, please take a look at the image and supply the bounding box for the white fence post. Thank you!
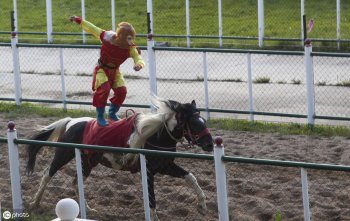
[304,40,315,125]
[81,0,86,44]
[74,148,86,219]
[258,0,264,48]
[214,136,229,221]
[147,0,157,113]
[45,0,53,43]
[336,0,341,49]
[186,0,190,48]
[11,30,22,106]
[218,0,223,47]
[300,0,305,47]
[59,48,67,110]
[301,168,311,221]
[247,53,254,121]
[6,121,24,215]
[203,52,210,120]
[12,0,18,41]
[111,0,116,31]
[140,154,151,221]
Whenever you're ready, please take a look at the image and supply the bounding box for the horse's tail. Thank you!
[26,117,72,175]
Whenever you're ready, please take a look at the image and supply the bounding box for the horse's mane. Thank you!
[128,96,176,148]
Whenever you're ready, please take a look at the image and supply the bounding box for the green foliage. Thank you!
[0,102,95,119]
[253,77,270,84]
[337,80,350,87]
[291,78,302,84]
[275,211,282,221]
[1,0,350,50]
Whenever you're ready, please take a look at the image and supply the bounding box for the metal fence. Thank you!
[1,43,349,125]
[1,0,350,50]
[1,125,350,220]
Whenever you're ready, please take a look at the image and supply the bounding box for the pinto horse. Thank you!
[26,97,213,220]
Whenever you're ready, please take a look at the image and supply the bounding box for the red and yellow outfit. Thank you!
[80,19,145,107]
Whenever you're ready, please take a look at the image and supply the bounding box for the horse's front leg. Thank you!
[160,163,207,215]
[147,167,159,221]
[72,176,96,213]
[185,172,207,214]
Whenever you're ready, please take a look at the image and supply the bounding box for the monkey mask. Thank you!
[113,22,136,48]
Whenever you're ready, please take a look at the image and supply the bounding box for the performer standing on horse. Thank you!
[70,16,145,126]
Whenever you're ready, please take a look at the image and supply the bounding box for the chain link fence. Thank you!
[1,123,350,220]
[0,45,349,125]
[2,0,350,50]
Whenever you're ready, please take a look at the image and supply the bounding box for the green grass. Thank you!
[253,77,270,84]
[1,102,349,138]
[208,118,350,138]
[0,102,95,119]
[1,0,350,50]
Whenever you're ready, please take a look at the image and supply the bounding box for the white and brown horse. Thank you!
[26,97,213,220]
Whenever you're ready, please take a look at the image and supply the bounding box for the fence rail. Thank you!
[2,0,350,50]
[1,123,350,220]
[1,42,349,125]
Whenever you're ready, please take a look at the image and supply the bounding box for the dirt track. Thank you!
[0,114,350,220]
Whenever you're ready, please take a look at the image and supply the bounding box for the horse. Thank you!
[25,97,213,220]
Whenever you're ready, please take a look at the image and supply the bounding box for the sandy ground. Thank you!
[0,113,350,221]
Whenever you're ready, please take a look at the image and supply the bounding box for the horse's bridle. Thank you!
[143,111,211,150]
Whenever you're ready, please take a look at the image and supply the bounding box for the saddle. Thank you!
[82,114,136,148]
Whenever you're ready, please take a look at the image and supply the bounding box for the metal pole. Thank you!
[11,11,22,106]
[247,53,254,121]
[12,0,18,42]
[45,0,53,43]
[336,0,341,49]
[301,0,305,47]
[81,0,86,43]
[111,0,116,31]
[7,122,24,218]
[140,154,151,221]
[301,168,311,221]
[304,40,315,125]
[147,0,153,34]
[258,0,264,48]
[59,48,67,110]
[74,148,87,219]
[213,137,229,221]
[202,52,210,120]
[186,0,190,48]
[147,1,157,113]
[218,0,223,47]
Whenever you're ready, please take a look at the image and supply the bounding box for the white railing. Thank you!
[3,122,350,220]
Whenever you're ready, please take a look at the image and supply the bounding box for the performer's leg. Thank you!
[92,68,110,126]
[109,72,127,121]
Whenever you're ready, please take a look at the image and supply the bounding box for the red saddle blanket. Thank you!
[82,114,137,150]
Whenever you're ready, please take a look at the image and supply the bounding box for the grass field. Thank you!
[1,102,349,138]
[1,0,350,50]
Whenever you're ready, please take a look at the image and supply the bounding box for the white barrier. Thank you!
[51,198,95,221]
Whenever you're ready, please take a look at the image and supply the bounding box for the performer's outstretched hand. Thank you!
[133,64,143,71]
[69,16,82,24]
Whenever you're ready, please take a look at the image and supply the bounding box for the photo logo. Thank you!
[2,211,11,220]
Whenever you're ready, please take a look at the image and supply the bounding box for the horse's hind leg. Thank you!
[29,167,51,209]
[30,147,75,209]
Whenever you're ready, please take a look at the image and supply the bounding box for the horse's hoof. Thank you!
[197,203,207,215]
[29,202,39,210]
[87,205,98,213]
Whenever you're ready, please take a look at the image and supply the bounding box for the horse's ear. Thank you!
[191,100,197,108]
[166,100,181,112]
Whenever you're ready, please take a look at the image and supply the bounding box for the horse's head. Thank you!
[167,100,214,152]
